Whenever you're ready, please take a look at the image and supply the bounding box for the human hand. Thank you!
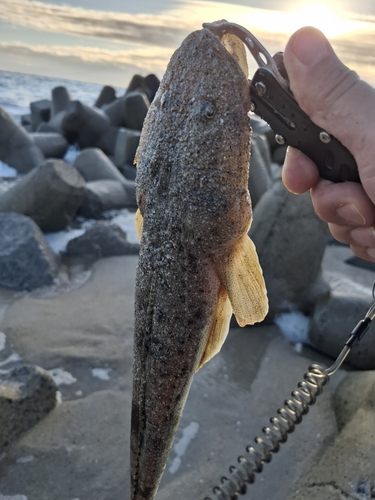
[282,26,375,261]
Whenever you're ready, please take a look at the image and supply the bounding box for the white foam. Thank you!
[274,311,309,344]
[0,353,21,367]
[16,455,34,464]
[91,368,111,381]
[44,229,85,254]
[0,161,18,178]
[110,210,138,244]
[0,496,28,500]
[168,421,199,474]
[47,368,77,386]
[0,332,6,351]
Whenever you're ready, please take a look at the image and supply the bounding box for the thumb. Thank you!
[283,27,375,200]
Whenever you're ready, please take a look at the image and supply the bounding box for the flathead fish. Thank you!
[131,26,268,500]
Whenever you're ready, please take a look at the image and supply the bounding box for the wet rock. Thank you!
[309,291,375,369]
[249,134,272,207]
[74,147,126,184]
[113,128,140,167]
[123,90,149,131]
[0,159,86,232]
[0,212,58,290]
[0,365,57,448]
[66,221,139,258]
[62,101,110,148]
[30,132,69,159]
[94,85,116,108]
[250,180,330,320]
[30,99,51,132]
[51,86,71,118]
[78,180,131,218]
[333,371,375,431]
[0,106,44,174]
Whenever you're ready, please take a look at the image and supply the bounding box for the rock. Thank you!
[0,106,44,174]
[62,101,110,148]
[51,86,71,118]
[94,126,120,156]
[30,132,69,159]
[21,114,31,127]
[289,404,375,500]
[309,291,375,369]
[0,159,86,232]
[250,180,330,319]
[78,180,131,218]
[74,147,126,184]
[103,98,126,127]
[125,74,146,94]
[0,365,57,448]
[30,99,51,132]
[94,85,116,108]
[119,164,137,180]
[0,212,58,290]
[66,221,139,257]
[143,73,160,102]
[249,133,272,207]
[41,109,66,135]
[122,90,149,131]
[113,128,140,167]
[333,371,375,431]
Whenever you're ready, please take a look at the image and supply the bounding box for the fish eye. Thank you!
[201,101,216,120]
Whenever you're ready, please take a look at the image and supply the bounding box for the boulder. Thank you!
[40,110,66,135]
[51,86,71,118]
[0,212,58,290]
[21,114,31,127]
[30,132,69,159]
[94,85,116,108]
[249,133,272,207]
[0,159,86,232]
[309,291,375,370]
[250,180,330,320]
[119,164,137,180]
[30,99,51,132]
[122,90,149,131]
[74,148,126,184]
[113,128,140,167]
[125,74,146,94]
[95,126,120,156]
[0,106,44,174]
[62,101,110,148]
[66,221,139,257]
[78,180,131,218]
[0,365,57,448]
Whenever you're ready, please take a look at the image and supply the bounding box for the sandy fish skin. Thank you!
[131,27,267,500]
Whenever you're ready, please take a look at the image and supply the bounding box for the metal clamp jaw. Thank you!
[203,21,360,183]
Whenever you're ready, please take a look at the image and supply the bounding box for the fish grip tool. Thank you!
[203,21,360,183]
[202,290,375,500]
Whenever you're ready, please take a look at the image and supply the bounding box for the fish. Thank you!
[131,25,268,500]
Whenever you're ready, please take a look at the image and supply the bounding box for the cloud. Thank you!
[0,0,193,48]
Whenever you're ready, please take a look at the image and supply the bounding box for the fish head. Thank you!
[136,27,253,254]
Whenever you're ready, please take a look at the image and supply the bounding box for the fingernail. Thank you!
[337,203,366,225]
[351,227,375,246]
[291,27,330,67]
[367,248,375,259]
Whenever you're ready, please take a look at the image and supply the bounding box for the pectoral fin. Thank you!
[135,209,143,242]
[197,286,232,371]
[214,235,268,327]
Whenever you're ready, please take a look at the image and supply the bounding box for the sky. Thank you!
[0,0,374,87]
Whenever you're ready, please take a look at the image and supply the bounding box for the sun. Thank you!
[246,3,362,39]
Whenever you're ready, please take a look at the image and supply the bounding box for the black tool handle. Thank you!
[250,67,360,183]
